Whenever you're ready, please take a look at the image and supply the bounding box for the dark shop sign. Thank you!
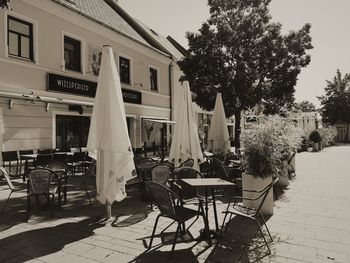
[47,73,97,97]
[121,88,142,104]
[47,73,142,104]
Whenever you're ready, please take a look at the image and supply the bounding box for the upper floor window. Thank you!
[119,56,130,84]
[64,36,81,72]
[149,67,158,91]
[7,16,34,61]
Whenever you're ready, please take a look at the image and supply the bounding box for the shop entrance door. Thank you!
[56,115,91,151]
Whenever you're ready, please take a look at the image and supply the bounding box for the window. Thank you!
[149,67,158,91]
[7,16,33,61]
[119,56,130,84]
[64,36,81,72]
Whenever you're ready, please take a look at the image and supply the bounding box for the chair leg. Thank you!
[253,218,271,255]
[259,212,273,243]
[170,223,181,259]
[220,211,229,236]
[27,195,31,221]
[1,191,13,213]
[148,214,161,249]
[51,194,55,218]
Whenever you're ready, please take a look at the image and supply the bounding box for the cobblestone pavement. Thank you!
[1,145,350,262]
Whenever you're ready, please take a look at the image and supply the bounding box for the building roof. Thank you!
[135,20,187,60]
[51,0,165,53]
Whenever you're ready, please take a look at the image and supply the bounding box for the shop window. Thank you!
[149,67,158,91]
[64,36,81,72]
[7,16,34,61]
[119,56,130,84]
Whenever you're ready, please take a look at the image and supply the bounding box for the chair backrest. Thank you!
[146,182,177,219]
[53,152,68,161]
[212,158,227,178]
[140,158,154,166]
[212,154,225,162]
[37,149,52,154]
[27,168,55,194]
[2,151,18,162]
[73,152,86,162]
[19,150,34,156]
[254,178,279,215]
[36,154,53,167]
[151,164,171,185]
[179,158,194,168]
[0,166,15,191]
[175,167,203,180]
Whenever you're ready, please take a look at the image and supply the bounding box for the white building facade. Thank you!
[0,0,174,153]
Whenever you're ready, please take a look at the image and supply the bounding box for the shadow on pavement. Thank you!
[0,217,105,263]
[206,216,274,263]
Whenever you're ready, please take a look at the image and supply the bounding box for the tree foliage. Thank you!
[178,0,313,147]
[318,69,350,124]
[294,100,316,112]
[0,0,10,9]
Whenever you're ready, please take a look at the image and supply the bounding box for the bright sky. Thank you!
[118,0,350,107]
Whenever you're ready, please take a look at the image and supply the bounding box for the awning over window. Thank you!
[142,118,176,125]
[0,91,93,106]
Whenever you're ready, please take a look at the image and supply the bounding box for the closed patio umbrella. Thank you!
[169,82,203,170]
[87,45,135,219]
[207,93,230,154]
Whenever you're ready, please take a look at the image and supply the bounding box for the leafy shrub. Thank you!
[242,117,303,178]
[318,127,337,146]
[309,130,321,143]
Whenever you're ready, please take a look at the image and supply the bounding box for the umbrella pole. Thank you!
[106,202,112,219]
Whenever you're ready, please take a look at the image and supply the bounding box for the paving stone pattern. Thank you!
[0,145,350,262]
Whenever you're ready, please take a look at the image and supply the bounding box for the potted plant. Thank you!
[241,120,283,215]
[309,130,321,151]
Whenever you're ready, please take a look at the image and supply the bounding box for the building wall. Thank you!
[0,0,172,151]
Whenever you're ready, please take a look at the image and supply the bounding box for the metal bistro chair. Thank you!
[220,178,279,260]
[151,164,172,186]
[81,160,96,206]
[172,167,206,231]
[2,151,20,177]
[137,158,156,200]
[179,158,194,168]
[19,150,35,176]
[213,158,242,194]
[0,167,26,213]
[35,154,53,168]
[27,168,59,220]
[47,161,68,204]
[146,182,206,259]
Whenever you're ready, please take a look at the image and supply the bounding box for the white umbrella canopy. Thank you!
[87,45,135,206]
[169,82,203,170]
[207,93,231,154]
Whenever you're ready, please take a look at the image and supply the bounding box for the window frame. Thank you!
[64,35,82,73]
[119,54,133,85]
[7,15,34,61]
[149,65,160,93]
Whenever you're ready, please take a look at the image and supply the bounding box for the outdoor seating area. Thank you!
[1,148,350,262]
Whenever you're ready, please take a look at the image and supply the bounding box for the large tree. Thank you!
[294,100,316,112]
[318,69,350,124]
[178,0,313,148]
[0,0,10,9]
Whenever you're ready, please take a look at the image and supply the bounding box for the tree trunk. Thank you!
[234,110,241,151]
